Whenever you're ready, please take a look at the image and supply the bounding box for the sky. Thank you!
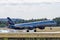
[0,0,60,19]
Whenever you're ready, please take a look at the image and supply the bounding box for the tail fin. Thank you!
[7,17,15,25]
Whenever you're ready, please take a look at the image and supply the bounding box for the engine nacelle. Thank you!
[38,26,45,29]
[28,27,34,30]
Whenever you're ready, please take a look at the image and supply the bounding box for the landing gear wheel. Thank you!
[27,30,29,32]
[34,29,36,32]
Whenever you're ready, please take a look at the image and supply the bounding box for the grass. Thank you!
[36,27,60,32]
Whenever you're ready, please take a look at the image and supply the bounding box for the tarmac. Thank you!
[0,27,60,38]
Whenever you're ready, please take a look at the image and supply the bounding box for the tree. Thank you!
[53,17,60,26]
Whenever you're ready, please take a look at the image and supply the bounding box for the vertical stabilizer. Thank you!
[7,17,14,25]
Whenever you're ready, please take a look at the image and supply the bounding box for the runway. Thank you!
[0,29,60,34]
[23,32,60,34]
[0,29,60,38]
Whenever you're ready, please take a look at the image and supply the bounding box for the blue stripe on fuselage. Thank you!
[15,20,57,28]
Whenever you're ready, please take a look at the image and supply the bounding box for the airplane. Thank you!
[7,17,57,32]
